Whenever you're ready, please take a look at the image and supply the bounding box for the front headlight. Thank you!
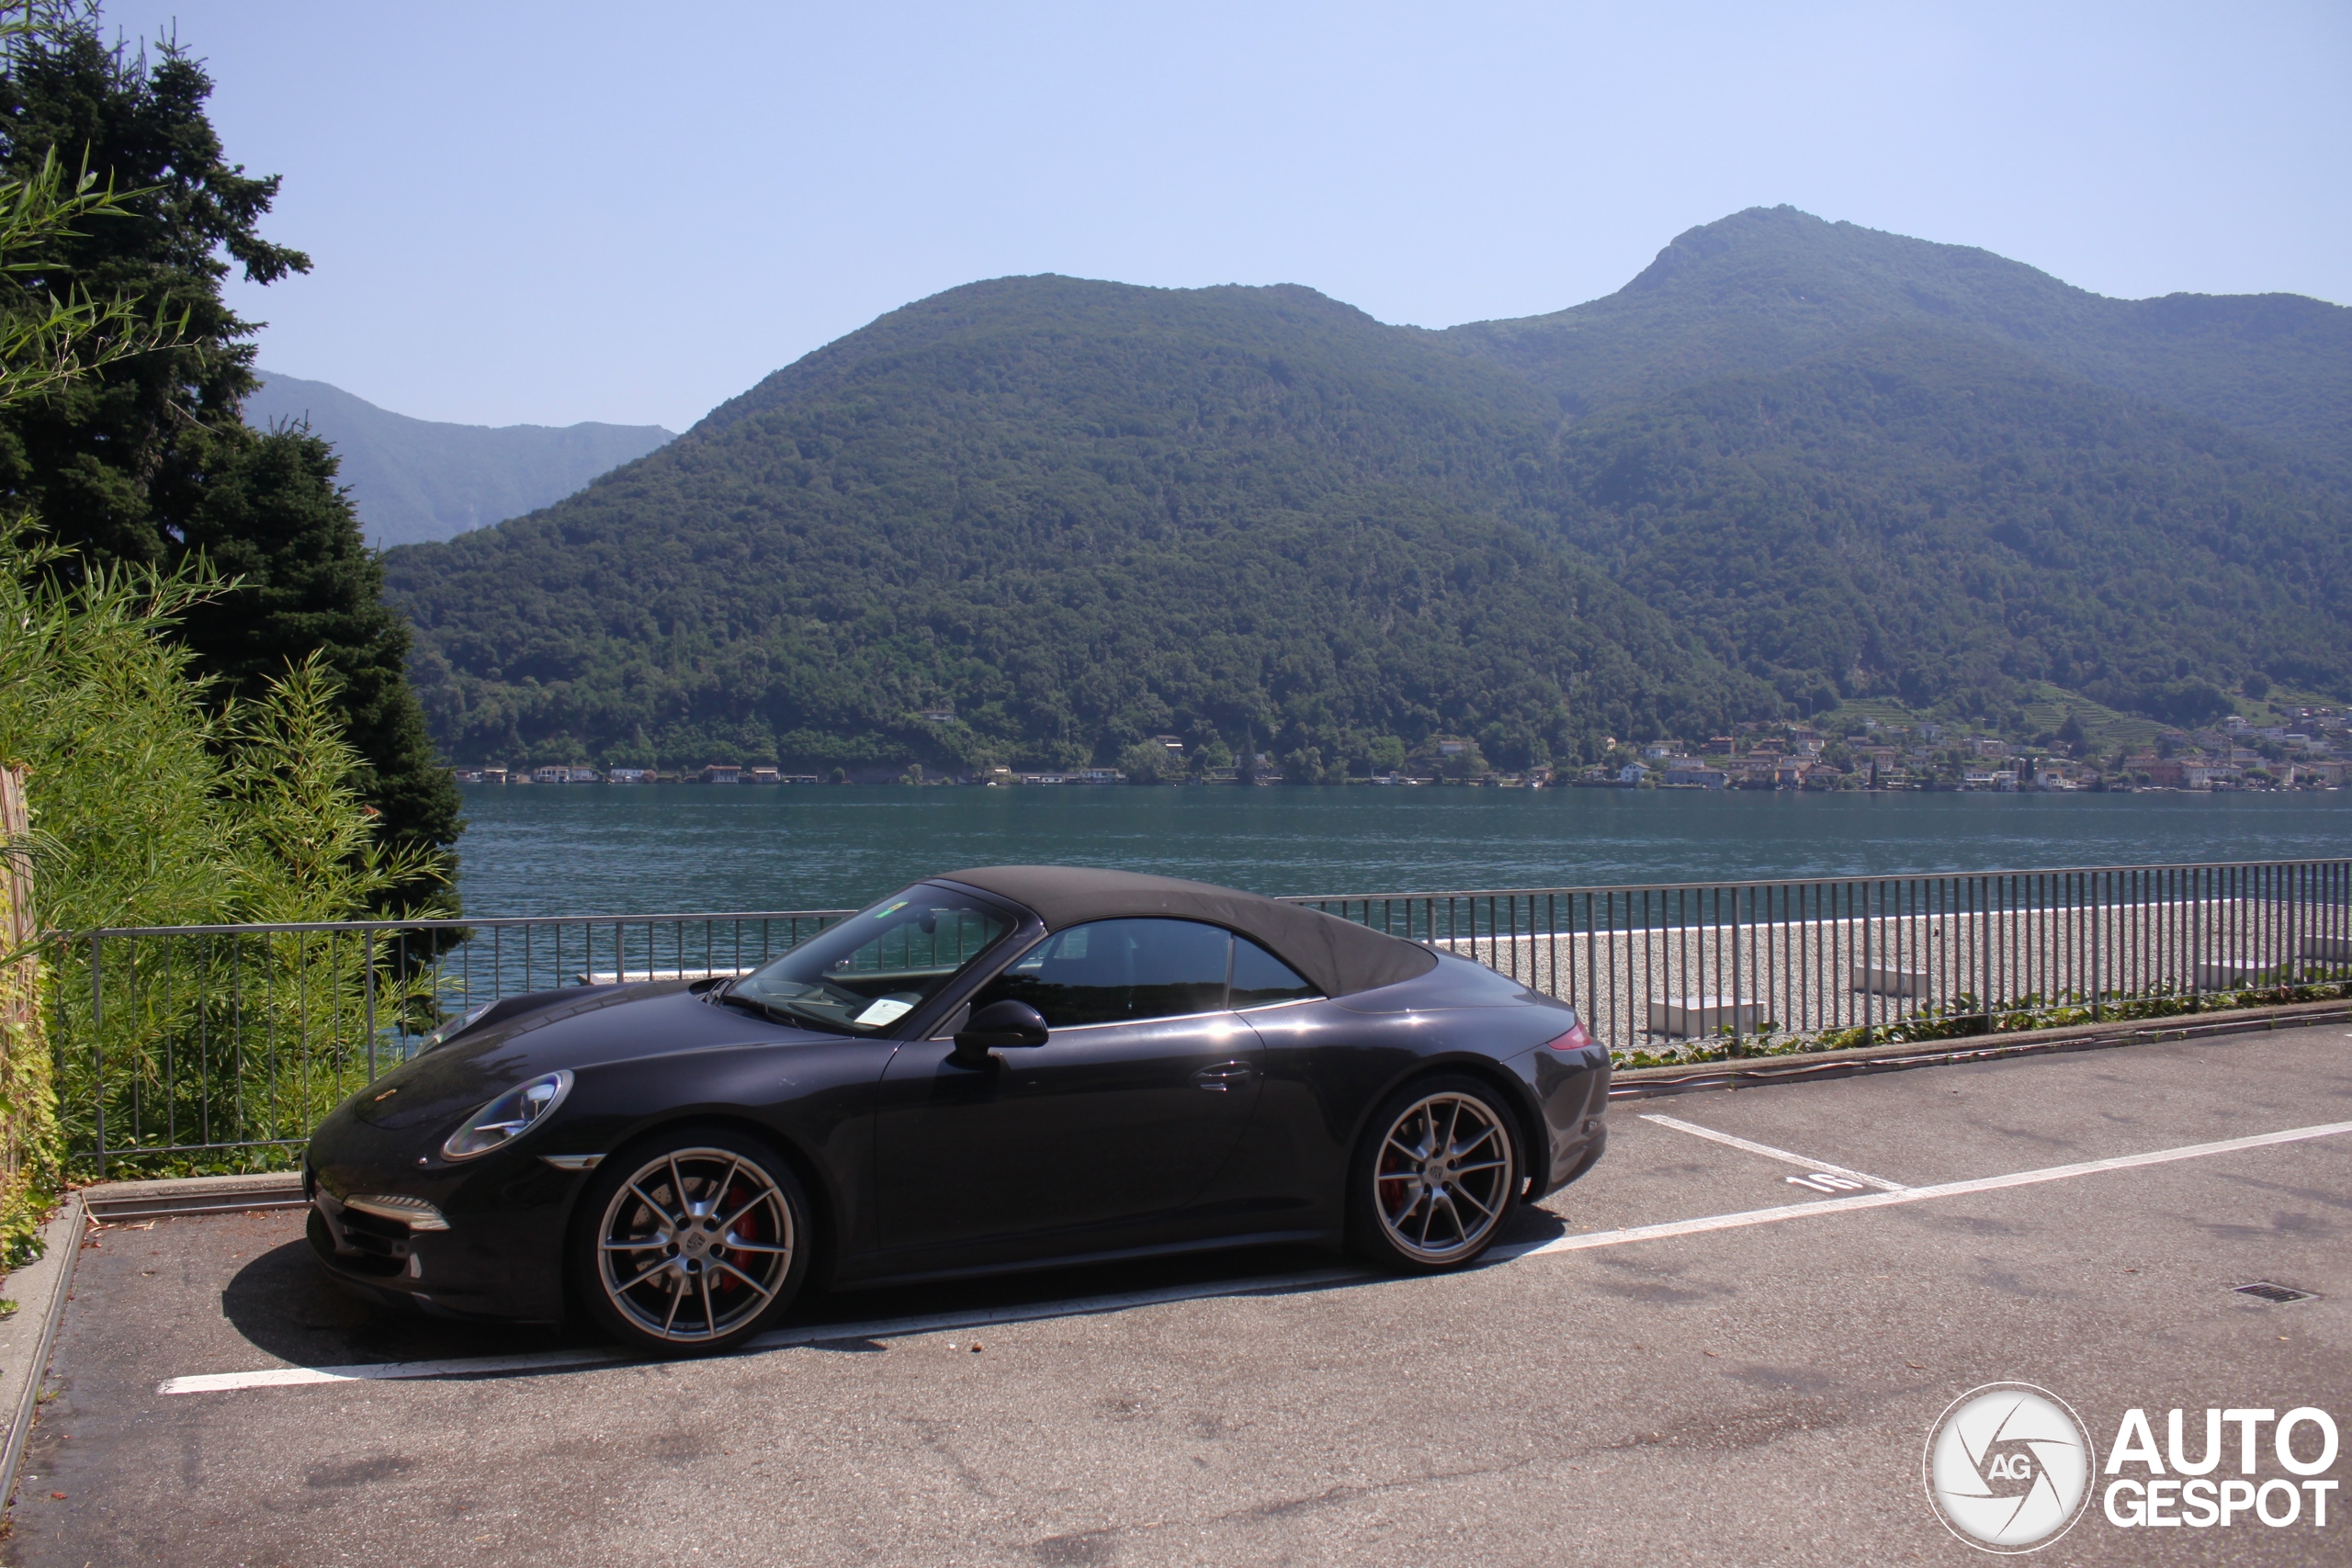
[442,1070,573,1161]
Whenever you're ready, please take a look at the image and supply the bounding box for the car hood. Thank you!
[345,982,815,1131]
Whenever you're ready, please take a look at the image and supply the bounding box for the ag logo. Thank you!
[1924,1383,2097,1552]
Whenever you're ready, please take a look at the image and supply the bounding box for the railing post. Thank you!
[364,931,378,1083]
[1859,878,1874,1047]
[2089,870,2103,1022]
[89,931,105,1173]
[1726,883,1744,1057]
[1978,874,1992,1033]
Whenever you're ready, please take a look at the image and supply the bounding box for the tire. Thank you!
[1345,1074,1521,1272]
[571,1125,811,1355]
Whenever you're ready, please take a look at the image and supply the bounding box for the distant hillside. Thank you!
[245,372,673,548]
[384,278,1764,773]
[1550,327,2352,720]
[382,213,2352,773]
[1441,206,2352,473]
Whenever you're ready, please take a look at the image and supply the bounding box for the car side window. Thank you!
[978,919,1234,1028]
[1230,937,1319,1010]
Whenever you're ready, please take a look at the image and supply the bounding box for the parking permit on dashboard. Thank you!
[855,998,914,1026]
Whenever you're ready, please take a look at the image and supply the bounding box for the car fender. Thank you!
[1238,996,1588,1206]
[540,1039,896,1275]
[1343,1045,1560,1195]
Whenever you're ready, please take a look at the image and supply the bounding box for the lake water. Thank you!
[450,784,2352,917]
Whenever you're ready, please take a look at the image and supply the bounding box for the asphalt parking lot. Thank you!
[7,1023,2348,1567]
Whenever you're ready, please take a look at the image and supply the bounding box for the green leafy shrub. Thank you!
[1611,971,2352,1070]
[1,533,440,1203]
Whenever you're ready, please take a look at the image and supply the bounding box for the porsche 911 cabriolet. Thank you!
[304,866,1611,1352]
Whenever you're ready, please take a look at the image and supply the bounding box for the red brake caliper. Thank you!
[718,1182,754,1289]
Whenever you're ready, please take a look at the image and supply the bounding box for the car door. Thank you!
[874,918,1262,1258]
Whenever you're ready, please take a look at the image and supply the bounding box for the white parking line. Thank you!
[157,1266,1362,1395]
[157,1115,2352,1396]
[1495,1115,2352,1261]
[1638,1112,1908,1190]
[158,1348,623,1394]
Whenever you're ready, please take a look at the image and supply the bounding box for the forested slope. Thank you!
[1548,328,2352,723]
[384,214,2352,773]
[386,278,1763,773]
[1441,206,2352,473]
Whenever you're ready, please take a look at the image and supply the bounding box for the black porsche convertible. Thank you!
[304,867,1611,1352]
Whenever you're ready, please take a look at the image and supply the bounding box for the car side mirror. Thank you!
[954,999,1048,1055]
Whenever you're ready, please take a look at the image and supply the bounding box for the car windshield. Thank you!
[726,883,1015,1034]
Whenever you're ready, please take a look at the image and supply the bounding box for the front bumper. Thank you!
[303,1111,582,1323]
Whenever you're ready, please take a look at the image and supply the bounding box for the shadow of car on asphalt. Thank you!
[219,1199,1570,1373]
[218,1235,591,1369]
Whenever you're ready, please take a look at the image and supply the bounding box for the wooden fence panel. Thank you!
[0,764,46,1224]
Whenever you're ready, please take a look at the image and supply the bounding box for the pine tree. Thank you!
[0,17,305,566]
[179,426,462,903]
[0,10,460,901]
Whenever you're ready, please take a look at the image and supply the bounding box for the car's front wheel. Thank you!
[571,1127,810,1354]
[1347,1075,1521,1271]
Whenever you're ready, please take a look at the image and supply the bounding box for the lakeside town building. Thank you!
[440,706,2348,793]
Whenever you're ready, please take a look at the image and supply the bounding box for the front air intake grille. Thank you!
[2233,1281,2317,1304]
[307,1209,405,1278]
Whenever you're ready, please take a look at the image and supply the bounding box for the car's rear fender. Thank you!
[1233,996,1589,1214]
[1347,1048,1560,1196]
[1327,951,1566,1015]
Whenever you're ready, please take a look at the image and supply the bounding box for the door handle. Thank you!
[1193,1060,1253,1092]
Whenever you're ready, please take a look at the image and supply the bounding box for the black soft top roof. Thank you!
[935,865,1437,999]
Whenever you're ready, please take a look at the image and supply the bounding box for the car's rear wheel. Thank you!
[572,1127,809,1354]
[1347,1075,1520,1271]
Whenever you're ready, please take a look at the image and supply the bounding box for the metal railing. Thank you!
[59,910,851,1176]
[1283,859,2352,1061]
[54,858,2352,1173]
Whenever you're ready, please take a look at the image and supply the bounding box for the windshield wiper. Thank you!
[710,989,853,1036]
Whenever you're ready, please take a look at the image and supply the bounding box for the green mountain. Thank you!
[246,371,673,548]
[1549,327,2351,720]
[1442,206,2352,472]
[386,279,1764,773]
[381,213,2352,773]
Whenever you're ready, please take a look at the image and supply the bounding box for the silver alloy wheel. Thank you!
[1372,1090,1515,1265]
[595,1146,795,1344]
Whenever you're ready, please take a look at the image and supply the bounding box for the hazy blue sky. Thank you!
[97,0,2352,432]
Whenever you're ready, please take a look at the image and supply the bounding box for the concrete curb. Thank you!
[0,1190,85,1514]
[79,1172,304,1223]
[1608,998,2352,1100]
